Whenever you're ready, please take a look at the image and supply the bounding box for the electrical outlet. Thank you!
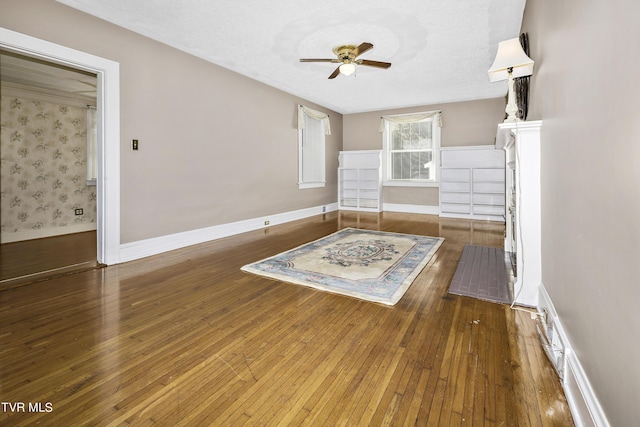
[75,208,83,215]
[132,139,139,150]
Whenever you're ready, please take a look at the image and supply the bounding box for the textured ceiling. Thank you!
[56,0,525,114]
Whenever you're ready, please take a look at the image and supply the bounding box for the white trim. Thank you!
[499,120,542,307]
[439,212,505,222]
[440,144,501,152]
[564,352,610,427]
[538,284,610,427]
[0,27,121,265]
[1,223,97,244]
[118,203,339,263]
[298,182,325,189]
[383,203,439,215]
[381,115,442,185]
[383,180,439,188]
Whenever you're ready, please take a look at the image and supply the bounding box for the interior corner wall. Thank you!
[0,0,342,244]
[522,0,640,425]
[342,98,506,207]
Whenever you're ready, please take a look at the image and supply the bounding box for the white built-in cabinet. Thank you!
[496,121,542,307]
[338,150,382,212]
[439,146,506,222]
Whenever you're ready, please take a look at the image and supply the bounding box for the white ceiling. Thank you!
[54,0,524,114]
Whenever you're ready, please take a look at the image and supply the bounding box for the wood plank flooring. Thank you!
[0,231,99,288]
[0,212,574,426]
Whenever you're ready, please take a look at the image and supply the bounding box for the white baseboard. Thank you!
[1,223,97,243]
[118,203,339,263]
[383,203,439,215]
[439,212,506,222]
[538,284,610,427]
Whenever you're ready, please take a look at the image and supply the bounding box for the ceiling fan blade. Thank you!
[300,58,339,63]
[328,66,341,79]
[358,59,392,69]
[352,42,373,58]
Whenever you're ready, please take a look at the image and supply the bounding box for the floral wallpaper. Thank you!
[1,94,96,240]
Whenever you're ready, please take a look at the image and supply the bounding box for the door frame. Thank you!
[0,27,120,265]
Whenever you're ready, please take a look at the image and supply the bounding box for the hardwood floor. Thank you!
[0,231,99,288]
[0,212,574,426]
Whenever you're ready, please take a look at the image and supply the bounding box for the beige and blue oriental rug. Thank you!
[241,228,444,306]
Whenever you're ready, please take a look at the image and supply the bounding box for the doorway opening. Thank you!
[0,51,99,287]
[0,28,121,288]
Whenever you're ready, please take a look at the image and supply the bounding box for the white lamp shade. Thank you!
[339,63,356,76]
[488,38,534,82]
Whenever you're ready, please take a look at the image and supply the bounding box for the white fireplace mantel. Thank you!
[496,120,542,307]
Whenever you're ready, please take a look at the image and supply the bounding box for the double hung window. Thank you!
[298,105,331,189]
[381,111,442,186]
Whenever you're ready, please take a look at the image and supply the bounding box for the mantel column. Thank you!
[496,121,542,307]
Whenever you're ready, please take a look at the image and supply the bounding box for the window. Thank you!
[298,105,330,189]
[86,106,97,186]
[381,111,442,186]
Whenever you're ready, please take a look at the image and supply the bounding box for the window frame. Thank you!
[298,106,328,189]
[382,112,441,188]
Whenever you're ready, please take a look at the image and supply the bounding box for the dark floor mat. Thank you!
[448,245,511,304]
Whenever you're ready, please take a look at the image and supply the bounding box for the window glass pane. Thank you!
[391,154,400,178]
[411,152,420,179]
[391,152,406,180]
[302,116,323,183]
[390,147,433,179]
[416,121,431,149]
[390,120,433,150]
[391,124,403,150]
[298,105,329,188]
[416,150,433,180]
[410,122,421,149]
[86,107,97,183]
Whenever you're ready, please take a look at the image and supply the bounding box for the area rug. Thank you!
[448,245,512,304]
[241,228,444,306]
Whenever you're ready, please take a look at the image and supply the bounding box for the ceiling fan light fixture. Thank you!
[339,62,356,76]
[299,42,390,79]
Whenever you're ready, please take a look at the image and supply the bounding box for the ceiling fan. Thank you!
[300,42,391,79]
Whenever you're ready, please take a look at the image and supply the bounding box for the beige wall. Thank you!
[0,0,342,243]
[343,98,506,206]
[522,0,640,424]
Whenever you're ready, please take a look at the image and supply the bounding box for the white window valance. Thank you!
[379,110,442,132]
[298,105,331,135]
